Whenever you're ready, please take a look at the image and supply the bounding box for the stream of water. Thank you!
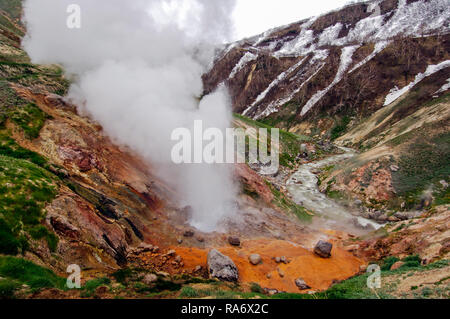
[287,147,381,232]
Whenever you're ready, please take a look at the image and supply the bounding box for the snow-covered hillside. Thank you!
[204,0,450,124]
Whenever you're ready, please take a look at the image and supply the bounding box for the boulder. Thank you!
[249,254,262,265]
[207,249,239,282]
[376,214,388,222]
[394,211,421,221]
[314,241,332,258]
[295,278,311,290]
[183,230,195,237]
[166,250,176,256]
[228,236,241,246]
[142,273,158,285]
[277,267,285,277]
[196,236,205,243]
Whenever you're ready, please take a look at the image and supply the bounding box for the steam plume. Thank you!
[22,0,238,232]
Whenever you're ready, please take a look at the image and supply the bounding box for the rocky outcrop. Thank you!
[228,236,241,246]
[356,205,450,264]
[207,249,239,282]
[295,278,311,290]
[248,254,262,265]
[314,241,333,258]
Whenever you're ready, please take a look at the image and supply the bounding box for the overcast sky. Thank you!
[232,0,353,40]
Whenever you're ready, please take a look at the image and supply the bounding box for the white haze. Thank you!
[22,0,238,232]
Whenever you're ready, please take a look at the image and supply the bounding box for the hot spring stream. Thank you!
[287,147,381,232]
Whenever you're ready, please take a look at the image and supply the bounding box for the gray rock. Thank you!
[390,165,400,172]
[354,199,363,207]
[369,211,383,219]
[249,254,262,265]
[142,274,158,285]
[137,243,154,252]
[295,278,311,290]
[376,214,388,222]
[183,230,195,237]
[207,249,239,282]
[394,211,422,220]
[166,249,176,256]
[314,241,332,258]
[277,267,285,277]
[228,236,240,246]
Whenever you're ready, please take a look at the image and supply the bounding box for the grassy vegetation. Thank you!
[0,132,47,165]
[392,130,449,208]
[234,113,310,169]
[0,256,66,298]
[0,80,53,138]
[0,0,23,21]
[330,116,351,140]
[80,277,111,298]
[265,180,312,223]
[272,258,449,300]
[0,155,58,254]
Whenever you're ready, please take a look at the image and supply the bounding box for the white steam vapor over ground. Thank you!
[22,0,238,232]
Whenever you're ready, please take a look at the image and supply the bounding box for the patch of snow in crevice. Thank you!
[255,62,327,120]
[251,50,329,119]
[249,57,307,109]
[262,0,449,59]
[300,45,360,116]
[384,60,450,106]
[273,17,318,58]
[349,40,391,73]
[373,0,450,41]
[341,15,385,44]
[318,23,343,46]
[228,52,258,79]
[435,78,450,94]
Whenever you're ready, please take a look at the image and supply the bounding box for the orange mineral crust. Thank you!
[175,238,365,293]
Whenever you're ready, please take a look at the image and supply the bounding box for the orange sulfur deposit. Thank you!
[174,238,365,293]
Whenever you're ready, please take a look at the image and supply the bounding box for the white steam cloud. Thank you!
[22,0,238,232]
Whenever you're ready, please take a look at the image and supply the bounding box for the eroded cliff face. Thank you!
[204,0,450,131]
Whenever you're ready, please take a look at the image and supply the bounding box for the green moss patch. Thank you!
[0,155,58,254]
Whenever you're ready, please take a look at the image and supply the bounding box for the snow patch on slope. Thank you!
[250,57,306,107]
[300,45,359,116]
[229,52,257,79]
[349,40,390,73]
[252,50,329,119]
[384,60,450,106]
[435,78,450,95]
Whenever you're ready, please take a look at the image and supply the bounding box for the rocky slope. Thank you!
[206,0,449,211]
[205,0,449,122]
[0,1,372,298]
[0,0,448,299]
